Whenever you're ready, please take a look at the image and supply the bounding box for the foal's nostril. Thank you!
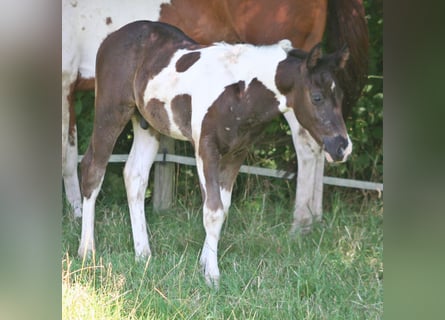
[336,145,344,158]
[336,139,347,157]
[323,135,349,162]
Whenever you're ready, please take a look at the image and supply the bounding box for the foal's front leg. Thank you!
[195,152,225,287]
[292,128,324,232]
[283,111,324,233]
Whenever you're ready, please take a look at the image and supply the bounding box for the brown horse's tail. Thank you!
[326,0,369,118]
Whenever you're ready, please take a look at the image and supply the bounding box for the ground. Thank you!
[62,176,383,319]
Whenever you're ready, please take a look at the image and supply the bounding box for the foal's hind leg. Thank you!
[124,116,160,259]
[78,103,134,259]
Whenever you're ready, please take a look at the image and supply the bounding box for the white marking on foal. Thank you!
[220,188,232,215]
[124,117,160,259]
[277,95,291,113]
[342,135,353,162]
[278,39,293,53]
[144,43,289,140]
[330,81,336,92]
[78,177,103,258]
[324,152,334,163]
[283,110,325,232]
[200,206,225,286]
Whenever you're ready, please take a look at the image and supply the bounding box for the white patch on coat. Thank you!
[143,42,289,146]
[200,206,225,286]
[220,188,232,215]
[78,177,103,258]
[124,117,160,258]
[342,135,353,161]
[64,0,170,78]
[330,81,336,92]
[278,39,293,52]
[62,125,82,217]
[324,152,334,163]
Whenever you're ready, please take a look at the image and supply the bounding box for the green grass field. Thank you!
[62,177,382,319]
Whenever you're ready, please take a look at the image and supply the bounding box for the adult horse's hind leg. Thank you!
[123,116,160,259]
[63,124,82,218]
[283,111,324,233]
[78,100,134,259]
[62,73,82,218]
[62,6,82,218]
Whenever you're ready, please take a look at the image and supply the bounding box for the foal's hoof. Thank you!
[200,262,220,288]
[135,250,152,263]
[72,206,82,219]
[199,254,220,288]
[290,218,314,235]
[204,272,220,289]
[77,246,94,260]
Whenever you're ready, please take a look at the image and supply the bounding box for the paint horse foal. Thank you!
[80,21,351,286]
[63,0,369,229]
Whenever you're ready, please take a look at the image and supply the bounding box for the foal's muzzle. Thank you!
[323,135,352,163]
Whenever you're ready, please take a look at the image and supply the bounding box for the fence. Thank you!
[78,152,383,210]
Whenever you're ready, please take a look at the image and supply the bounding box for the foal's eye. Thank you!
[311,92,324,104]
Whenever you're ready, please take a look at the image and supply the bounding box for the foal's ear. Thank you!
[306,43,323,70]
[336,44,350,70]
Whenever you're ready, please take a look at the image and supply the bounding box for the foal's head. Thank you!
[276,43,352,163]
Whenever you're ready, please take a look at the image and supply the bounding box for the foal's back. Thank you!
[95,20,288,145]
[95,21,198,108]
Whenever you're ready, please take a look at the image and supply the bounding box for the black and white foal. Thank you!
[79,20,351,286]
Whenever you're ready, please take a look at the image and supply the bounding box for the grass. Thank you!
[62,177,383,319]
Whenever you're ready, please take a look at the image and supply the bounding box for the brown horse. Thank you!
[62,0,367,234]
[79,20,352,285]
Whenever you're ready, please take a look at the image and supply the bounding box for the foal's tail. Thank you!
[326,0,369,118]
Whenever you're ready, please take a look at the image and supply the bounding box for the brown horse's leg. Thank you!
[123,116,160,259]
[78,98,134,258]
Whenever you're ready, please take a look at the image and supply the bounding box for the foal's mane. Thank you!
[287,48,307,60]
